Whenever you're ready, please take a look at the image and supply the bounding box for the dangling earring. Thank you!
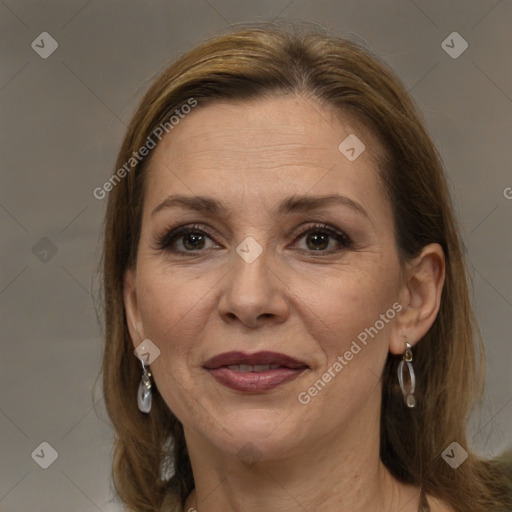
[398,341,416,408]
[137,358,153,413]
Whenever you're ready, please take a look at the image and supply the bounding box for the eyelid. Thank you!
[152,223,218,252]
[293,222,351,244]
[153,221,353,254]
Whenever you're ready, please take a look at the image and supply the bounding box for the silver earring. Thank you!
[398,341,416,408]
[137,358,152,413]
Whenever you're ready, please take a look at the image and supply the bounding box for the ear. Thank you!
[389,243,445,355]
[123,268,145,350]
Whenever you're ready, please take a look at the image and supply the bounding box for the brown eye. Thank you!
[181,232,207,250]
[153,222,352,257]
[305,232,330,251]
[154,224,219,255]
[294,223,352,254]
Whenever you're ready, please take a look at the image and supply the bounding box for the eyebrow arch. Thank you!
[151,193,370,221]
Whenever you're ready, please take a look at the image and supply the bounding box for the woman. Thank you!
[100,21,512,511]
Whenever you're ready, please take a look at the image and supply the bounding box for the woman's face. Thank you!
[125,95,405,461]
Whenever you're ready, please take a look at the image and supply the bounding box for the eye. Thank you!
[292,223,352,254]
[153,224,219,255]
[153,222,352,256]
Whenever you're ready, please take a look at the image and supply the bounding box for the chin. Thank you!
[207,411,302,461]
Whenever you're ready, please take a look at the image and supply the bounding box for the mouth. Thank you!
[203,351,309,392]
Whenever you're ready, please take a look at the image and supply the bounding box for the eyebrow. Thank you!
[151,193,370,220]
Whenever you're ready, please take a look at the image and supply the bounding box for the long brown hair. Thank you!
[99,21,512,511]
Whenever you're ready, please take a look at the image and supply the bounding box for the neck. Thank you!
[182,400,419,512]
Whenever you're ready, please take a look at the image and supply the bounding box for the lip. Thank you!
[203,351,308,369]
[203,351,309,393]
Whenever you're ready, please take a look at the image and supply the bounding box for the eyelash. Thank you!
[153,222,353,257]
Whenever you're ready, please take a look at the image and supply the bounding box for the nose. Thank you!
[217,243,290,329]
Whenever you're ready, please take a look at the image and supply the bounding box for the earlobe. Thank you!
[123,268,144,349]
[389,243,445,355]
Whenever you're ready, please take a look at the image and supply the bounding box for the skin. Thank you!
[124,95,447,512]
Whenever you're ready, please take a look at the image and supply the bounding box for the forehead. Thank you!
[151,95,381,164]
[143,95,387,219]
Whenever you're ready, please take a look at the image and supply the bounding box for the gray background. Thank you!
[1,1,511,511]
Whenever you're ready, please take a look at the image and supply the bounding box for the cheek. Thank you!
[135,264,220,381]
[137,261,211,336]
[301,261,399,349]
[135,270,211,417]
[294,268,399,415]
